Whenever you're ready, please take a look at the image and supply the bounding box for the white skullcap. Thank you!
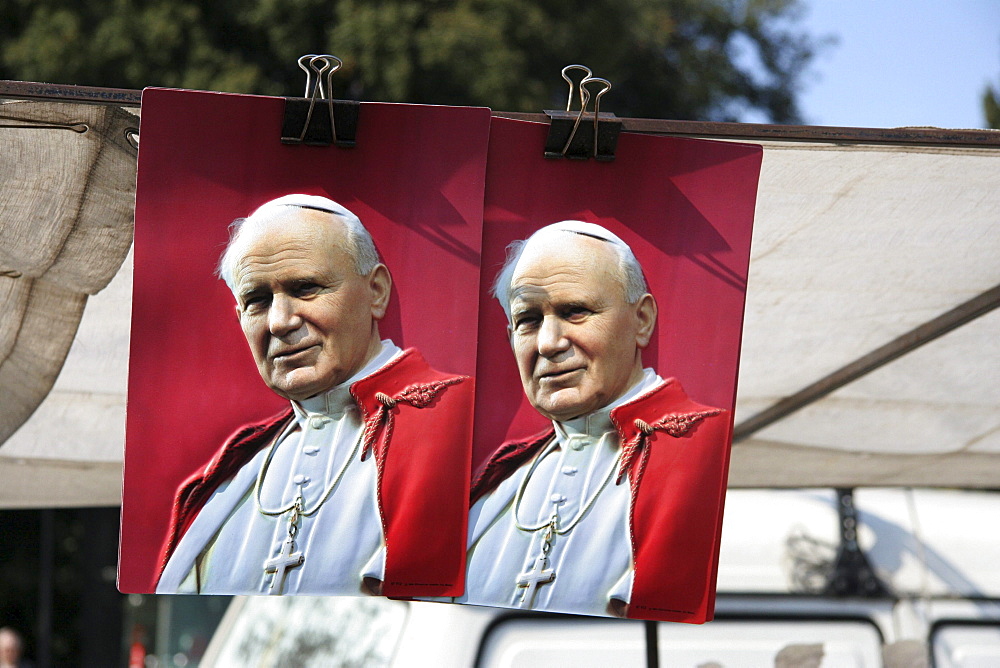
[530,220,631,249]
[250,193,361,225]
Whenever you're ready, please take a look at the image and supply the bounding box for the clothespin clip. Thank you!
[543,65,621,161]
[281,54,359,147]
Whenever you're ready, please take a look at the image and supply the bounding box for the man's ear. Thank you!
[368,264,392,320]
[634,293,657,348]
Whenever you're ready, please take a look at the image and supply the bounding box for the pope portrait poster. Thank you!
[119,88,491,597]
[119,89,762,625]
[462,117,761,623]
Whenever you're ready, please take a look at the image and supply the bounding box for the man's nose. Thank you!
[268,294,304,336]
[537,316,571,358]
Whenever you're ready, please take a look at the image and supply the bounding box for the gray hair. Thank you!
[491,221,648,321]
[217,194,381,292]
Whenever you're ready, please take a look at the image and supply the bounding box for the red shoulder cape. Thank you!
[470,378,731,623]
[159,348,474,597]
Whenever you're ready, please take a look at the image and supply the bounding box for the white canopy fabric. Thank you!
[731,141,1000,487]
[0,100,136,506]
[0,99,997,507]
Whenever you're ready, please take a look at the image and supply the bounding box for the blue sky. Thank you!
[789,1,999,129]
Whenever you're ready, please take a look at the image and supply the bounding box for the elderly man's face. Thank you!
[508,234,655,422]
[232,210,389,401]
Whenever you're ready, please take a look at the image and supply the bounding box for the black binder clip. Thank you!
[544,65,620,162]
[281,54,359,147]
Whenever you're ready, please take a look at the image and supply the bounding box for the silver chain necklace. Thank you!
[511,430,622,608]
[253,417,365,594]
[512,431,620,535]
[254,419,365,517]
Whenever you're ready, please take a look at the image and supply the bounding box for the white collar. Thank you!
[292,340,402,419]
[554,368,662,441]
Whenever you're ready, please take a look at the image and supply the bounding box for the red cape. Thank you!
[160,348,474,598]
[471,378,731,623]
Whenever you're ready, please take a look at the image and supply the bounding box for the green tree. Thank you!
[1,0,820,123]
[985,84,1000,129]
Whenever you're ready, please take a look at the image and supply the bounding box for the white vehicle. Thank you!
[182,488,1000,667]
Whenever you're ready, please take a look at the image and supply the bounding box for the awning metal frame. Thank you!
[4,79,1000,147]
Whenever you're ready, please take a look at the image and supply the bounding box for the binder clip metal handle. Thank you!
[585,77,612,158]
[559,65,593,157]
[281,54,359,148]
[544,64,620,161]
[561,64,593,114]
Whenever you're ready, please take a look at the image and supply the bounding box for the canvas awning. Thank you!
[1,84,997,507]
[0,94,137,507]
[730,140,1000,487]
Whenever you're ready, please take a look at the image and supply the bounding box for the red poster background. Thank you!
[120,89,490,592]
[472,118,762,467]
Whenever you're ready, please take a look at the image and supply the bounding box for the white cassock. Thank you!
[460,369,663,616]
[157,342,403,595]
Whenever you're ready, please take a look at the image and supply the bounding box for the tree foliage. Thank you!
[985,84,1000,130]
[1,0,820,122]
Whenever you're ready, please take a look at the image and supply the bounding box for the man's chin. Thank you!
[266,373,331,402]
[532,392,592,423]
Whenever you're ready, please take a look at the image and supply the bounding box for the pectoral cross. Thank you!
[264,497,306,595]
[264,536,304,595]
[515,554,555,608]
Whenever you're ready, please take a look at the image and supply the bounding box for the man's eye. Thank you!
[512,315,539,332]
[294,283,322,297]
[564,307,591,321]
[243,294,270,311]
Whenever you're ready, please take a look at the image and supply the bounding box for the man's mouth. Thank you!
[272,344,318,361]
[537,367,584,382]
